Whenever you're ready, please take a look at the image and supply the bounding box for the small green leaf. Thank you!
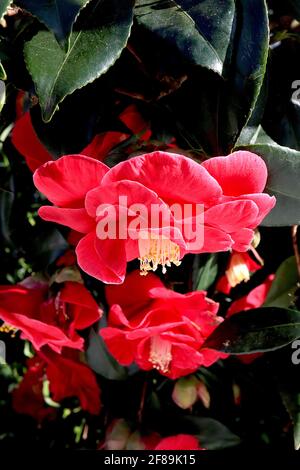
[193,254,219,291]
[264,256,299,308]
[279,386,300,450]
[24,0,134,121]
[16,0,91,50]
[236,142,300,226]
[204,307,300,354]
[135,0,235,76]
[86,328,127,381]
[182,417,240,450]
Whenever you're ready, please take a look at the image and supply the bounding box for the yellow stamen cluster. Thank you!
[138,235,181,276]
[149,336,172,373]
[0,323,17,337]
[226,253,250,288]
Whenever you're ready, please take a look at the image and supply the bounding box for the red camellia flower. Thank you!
[154,434,203,450]
[227,274,275,317]
[0,279,102,352]
[42,348,101,415]
[13,349,101,417]
[34,150,275,284]
[100,271,226,379]
[12,356,56,423]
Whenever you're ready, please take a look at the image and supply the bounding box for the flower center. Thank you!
[0,323,17,337]
[149,336,172,373]
[226,254,250,288]
[138,234,181,276]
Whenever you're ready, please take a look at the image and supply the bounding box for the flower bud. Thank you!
[172,376,198,409]
[197,380,210,409]
[105,419,131,450]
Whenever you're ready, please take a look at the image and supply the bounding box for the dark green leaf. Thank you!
[235,71,268,146]
[24,0,134,121]
[31,227,68,269]
[287,0,300,20]
[222,0,269,149]
[193,253,219,291]
[279,384,300,450]
[0,182,14,245]
[86,328,127,381]
[272,348,300,451]
[204,307,300,354]
[264,256,298,308]
[135,0,235,76]
[236,142,300,226]
[16,0,91,49]
[164,0,268,155]
[182,417,240,449]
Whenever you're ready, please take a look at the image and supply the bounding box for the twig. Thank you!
[138,378,148,424]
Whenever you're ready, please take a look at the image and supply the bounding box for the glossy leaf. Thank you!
[164,0,269,155]
[135,0,235,76]
[264,256,298,308]
[279,385,300,450]
[24,0,134,121]
[204,307,300,354]
[223,0,269,149]
[86,328,127,381]
[16,0,91,49]
[237,142,300,226]
[182,417,240,450]
[193,253,219,291]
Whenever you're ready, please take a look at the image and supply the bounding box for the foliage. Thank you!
[0,0,300,451]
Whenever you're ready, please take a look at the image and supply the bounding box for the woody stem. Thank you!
[138,377,148,424]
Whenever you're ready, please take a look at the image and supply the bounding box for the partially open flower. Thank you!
[0,278,102,352]
[101,271,227,379]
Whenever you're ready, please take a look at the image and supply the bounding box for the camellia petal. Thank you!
[102,151,222,205]
[0,308,84,352]
[76,232,126,284]
[106,271,163,315]
[60,282,102,330]
[38,206,95,233]
[33,155,109,208]
[155,435,202,450]
[204,200,259,232]
[202,151,268,196]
